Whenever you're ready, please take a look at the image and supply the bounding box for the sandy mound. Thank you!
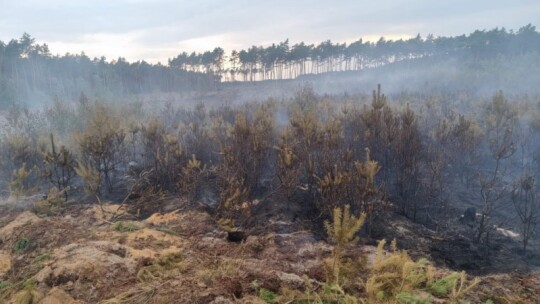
[40,287,85,304]
[126,228,184,245]
[125,228,186,262]
[0,251,10,276]
[145,210,184,225]
[81,204,127,223]
[145,210,214,235]
[0,211,41,241]
[35,241,137,302]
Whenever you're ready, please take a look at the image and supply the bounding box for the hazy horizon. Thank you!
[1,0,539,63]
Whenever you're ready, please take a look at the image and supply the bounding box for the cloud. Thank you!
[0,0,538,63]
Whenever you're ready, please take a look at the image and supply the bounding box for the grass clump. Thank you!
[366,239,480,303]
[33,187,66,216]
[259,288,278,303]
[13,238,34,254]
[195,257,242,286]
[98,286,156,304]
[428,272,459,296]
[366,239,431,303]
[137,252,189,282]
[155,225,176,235]
[252,281,278,303]
[9,163,32,199]
[34,253,51,262]
[447,271,480,303]
[11,279,42,304]
[395,291,431,304]
[113,221,139,232]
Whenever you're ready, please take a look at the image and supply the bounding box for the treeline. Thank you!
[0,34,215,109]
[169,24,540,81]
[1,25,539,109]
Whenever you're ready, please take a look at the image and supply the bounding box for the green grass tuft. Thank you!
[428,272,459,296]
[259,288,278,303]
[114,221,139,232]
[13,238,34,254]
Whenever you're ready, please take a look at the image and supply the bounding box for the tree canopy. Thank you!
[169,24,540,82]
[0,34,214,109]
[1,25,539,108]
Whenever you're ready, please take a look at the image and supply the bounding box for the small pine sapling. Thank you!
[9,163,32,199]
[42,134,75,200]
[324,204,367,288]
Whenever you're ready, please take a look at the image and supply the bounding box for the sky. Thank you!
[0,0,539,64]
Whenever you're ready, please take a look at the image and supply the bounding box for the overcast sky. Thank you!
[0,0,538,63]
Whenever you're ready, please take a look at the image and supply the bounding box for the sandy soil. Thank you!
[0,201,537,303]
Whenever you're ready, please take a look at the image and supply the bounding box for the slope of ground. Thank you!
[0,200,537,303]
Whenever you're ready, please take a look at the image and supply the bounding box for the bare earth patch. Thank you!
[0,206,537,303]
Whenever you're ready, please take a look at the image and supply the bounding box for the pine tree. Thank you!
[324,205,366,286]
